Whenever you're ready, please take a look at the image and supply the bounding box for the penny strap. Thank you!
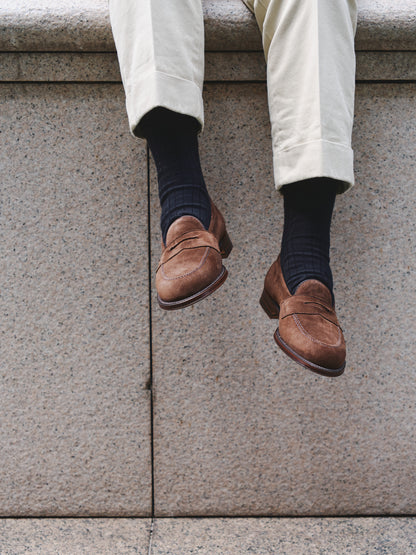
[157,230,220,271]
[279,295,340,327]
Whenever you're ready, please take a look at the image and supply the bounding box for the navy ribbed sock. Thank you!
[140,108,211,244]
[280,178,338,300]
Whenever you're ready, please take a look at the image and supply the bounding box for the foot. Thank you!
[260,255,346,377]
[156,202,232,310]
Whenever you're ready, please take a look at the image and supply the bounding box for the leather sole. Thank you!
[260,288,345,377]
[158,265,228,310]
[274,329,345,377]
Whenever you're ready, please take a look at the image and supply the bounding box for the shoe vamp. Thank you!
[288,313,342,348]
[161,247,220,280]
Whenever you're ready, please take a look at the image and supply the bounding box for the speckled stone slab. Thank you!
[0,52,266,83]
[0,83,152,515]
[355,0,416,50]
[1,517,414,554]
[0,53,122,82]
[150,518,416,554]
[151,83,416,516]
[355,52,416,81]
[0,0,113,52]
[1,0,416,52]
[2,51,415,83]
[0,519,151,554]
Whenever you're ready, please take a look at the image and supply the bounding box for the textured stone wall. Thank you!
[0,0,415,517]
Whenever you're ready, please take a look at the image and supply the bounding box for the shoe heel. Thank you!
[219,230,233,258]
[259,288,280,319]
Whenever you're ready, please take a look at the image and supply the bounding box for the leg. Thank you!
[109,0,205,135]
[247,0,357,189]
[110,0,232,309]
[248,0,357,375]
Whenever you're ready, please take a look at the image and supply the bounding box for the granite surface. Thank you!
[355,0,416,50]
[2,51,416,83]
[0,519,151,554]
[0,0,112,52]
[1,0,415,52]
[151,82,416,516]
[150,517,416,554]
[0,53,122,82]
[203,0,261,52]
[2,517,415,554]
[1,22,415,522]
[355,52,416,81]
[0,83,152,515]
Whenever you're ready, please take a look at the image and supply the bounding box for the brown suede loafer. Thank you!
[260,255,346,377]
[156,202,232,310]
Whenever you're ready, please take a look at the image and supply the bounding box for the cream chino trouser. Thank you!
[109,0,357,191]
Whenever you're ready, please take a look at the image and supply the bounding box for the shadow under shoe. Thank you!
[156,202,232,310]
[260,255,346,377]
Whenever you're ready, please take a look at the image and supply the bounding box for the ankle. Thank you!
[280,177,338,299]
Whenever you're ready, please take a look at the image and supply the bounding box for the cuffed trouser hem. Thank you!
[274,140,354,194]
[127,71,204,138]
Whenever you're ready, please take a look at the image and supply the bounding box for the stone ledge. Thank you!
[0,0,415,52]
[150,517,416,554]
[0,518,415,554]
[1,51,415,83]
[0,519,152,554]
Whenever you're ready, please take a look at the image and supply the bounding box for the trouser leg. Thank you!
[110,0,211,247]
[109,0,205,137]
[244,0,357,192]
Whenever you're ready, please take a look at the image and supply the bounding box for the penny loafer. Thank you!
[156,202,232,310]
[260,255,346,377]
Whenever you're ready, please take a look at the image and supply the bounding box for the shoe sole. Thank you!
[274,329,345,377]
[260,288,345,377]
[158,265,228,311]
